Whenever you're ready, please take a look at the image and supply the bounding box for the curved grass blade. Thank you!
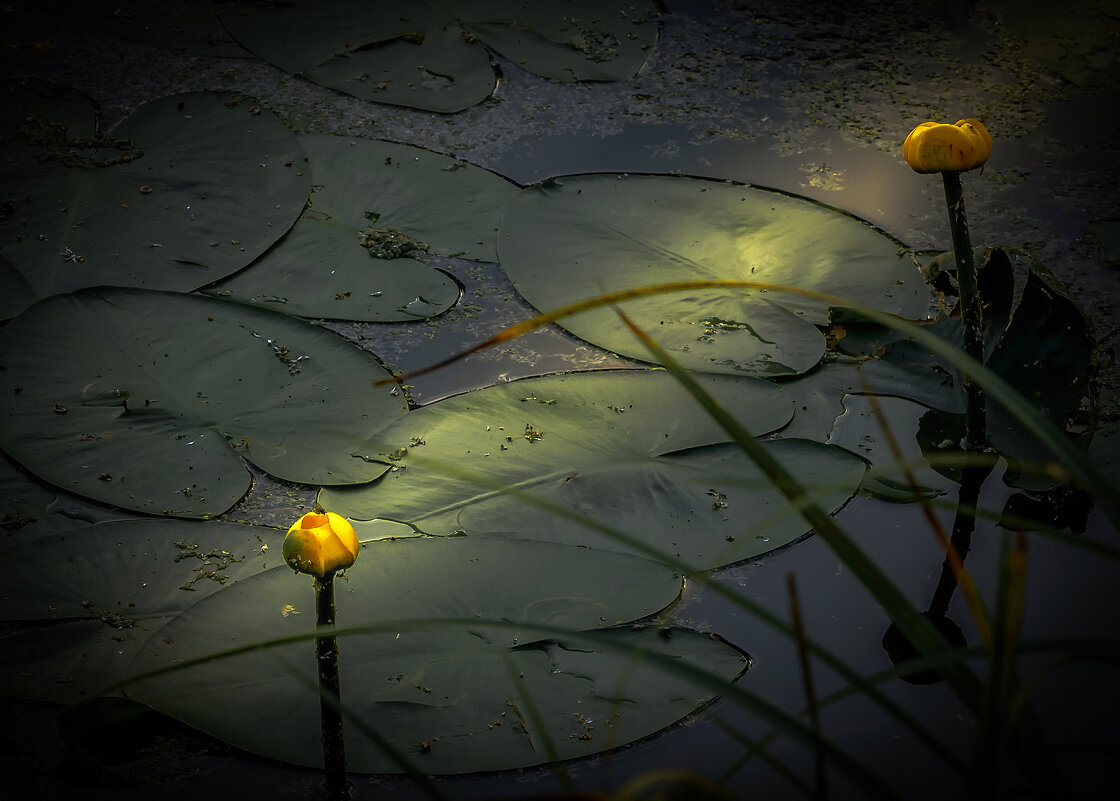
[617,307,985,701]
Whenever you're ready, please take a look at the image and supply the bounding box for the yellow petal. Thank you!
[949,117,994,156]
[902,121,937,165]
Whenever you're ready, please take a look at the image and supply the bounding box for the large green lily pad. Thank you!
[0,254,35,322]
[0,454,134,541]
[126,535,747,773]
[0,288,408,518]
[321,370,867,570]
[496,174,934,377]
[207,135,519,320]
[0,85,309,315]
[55,0,254,57]
[0,519,284,703]
[219,0,660,113]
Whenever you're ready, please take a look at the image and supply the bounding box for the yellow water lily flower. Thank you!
[903,118,992,174]
[282,510,360,577]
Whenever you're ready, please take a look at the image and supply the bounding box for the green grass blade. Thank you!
[615,307,987,710]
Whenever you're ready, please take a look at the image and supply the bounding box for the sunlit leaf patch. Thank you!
[496,174,934,377]
[321,369,867,570]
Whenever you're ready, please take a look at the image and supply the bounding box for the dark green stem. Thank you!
[315,573,349,800]
[941,170,987,454]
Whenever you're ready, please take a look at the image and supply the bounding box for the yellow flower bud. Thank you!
[903,118,992,174]
[282,511,360,577]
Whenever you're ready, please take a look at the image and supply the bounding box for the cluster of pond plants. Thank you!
[1,2,1116,799]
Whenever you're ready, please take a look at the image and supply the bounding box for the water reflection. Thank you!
[881,462,992,685]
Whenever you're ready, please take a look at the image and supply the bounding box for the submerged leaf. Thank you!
[208,136,518,320]
[0,288,408,518]
[856,248,1096,490]
[321,370,866,570]
[497,174,933,377]
[219,0,660,112]
[0,84,309,315]
[126,536,747,773]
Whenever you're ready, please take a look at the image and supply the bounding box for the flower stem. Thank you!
[315,573,349,799]
[941,170,987,454]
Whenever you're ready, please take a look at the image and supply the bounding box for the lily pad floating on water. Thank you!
[207,135,519,320]
[0,518,283,704]
[496,174,935,378]
[320,370,867,571]
[218,0,661,112]
[0,288,408,519]
[0,453,136,542]
[126,535,747,773]
[49,0,253,58]
[0,253,35,322]
[0,83,309,316]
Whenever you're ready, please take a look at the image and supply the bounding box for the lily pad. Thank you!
[826,394,956,502]
[496,174,934,377]
[0,288,409,519]
[320,370,868,570]
[219,0,660,113]
[0,454,134,542]
[126,535,747,773]
[50,0,253,57]
[0,85,309,314]
[0,519,283,703]
[207,135,519,320]
[0,254,35,321]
